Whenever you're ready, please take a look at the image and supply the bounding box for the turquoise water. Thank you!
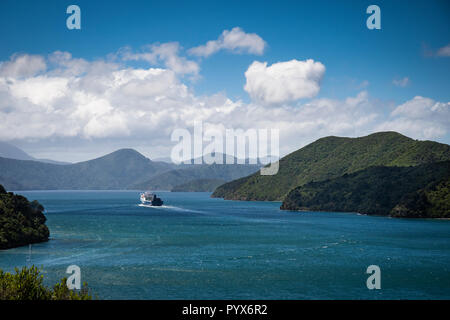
[1,191,449,299]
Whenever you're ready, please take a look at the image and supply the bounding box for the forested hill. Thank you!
[212,132,450,201]
[280,161,450,218]
[0,185,49,249]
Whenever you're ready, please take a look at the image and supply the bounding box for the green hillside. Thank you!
[212,132,450,201]
[0,185,49,249]
[280,161,450,218]
[390,178,450,218]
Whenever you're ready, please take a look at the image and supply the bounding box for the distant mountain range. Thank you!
[178,153,277,166]
[212,132,450,201]
[133,163,260,191]
[0,146,260,191]
[171,179,227,192]
[0,141,71,165]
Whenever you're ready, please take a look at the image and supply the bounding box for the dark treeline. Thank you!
[281,161,450,218]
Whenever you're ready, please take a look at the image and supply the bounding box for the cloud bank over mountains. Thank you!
[0,27,448,161]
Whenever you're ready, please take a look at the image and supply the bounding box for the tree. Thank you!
[0,266,92,300]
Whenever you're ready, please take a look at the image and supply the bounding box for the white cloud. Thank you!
[0,54,46,78]
[121,42,199,75]
[392,77,410,87]
[0,51,448,162]
[9,76,69,107]
[423,43,450,58]
[391,96,449,121]
[0,52,346,158]
[358,80,369,89]
[188,27,266,57]
[436,44,450,57]
[48,51,90,76]
[244,59,325,105]
[376,96,450,139]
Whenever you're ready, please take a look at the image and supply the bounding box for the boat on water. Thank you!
[140,192,163,206]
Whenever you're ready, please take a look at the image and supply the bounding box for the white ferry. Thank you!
[140,192,163,206]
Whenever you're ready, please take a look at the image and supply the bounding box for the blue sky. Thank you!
[1,0,448,101]
[0,0,449,161]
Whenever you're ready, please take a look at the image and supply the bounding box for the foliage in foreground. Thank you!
[0,266,92,300]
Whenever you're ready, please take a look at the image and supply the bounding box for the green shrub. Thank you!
[0,266,92,300]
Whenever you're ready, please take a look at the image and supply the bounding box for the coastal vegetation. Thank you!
[0,185,49,249]
[212,132,450,201]
[0,266,91,300]
[280,161,450,217]
[390,177,450,218]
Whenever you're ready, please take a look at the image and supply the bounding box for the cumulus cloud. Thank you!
[0,50,375,159]
[121,42,199,75]
[244,59,325,105]
[436,44,450,57]
[392,77,410,87]
[0,51,448,161]
[48,51,90,76]
[376,96,450,139]
[422,43,450,58]
[0,51,233,157]
[0,54,46,78]
[188,27,266,57]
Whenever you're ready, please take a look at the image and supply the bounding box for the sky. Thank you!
[0,0,449,162]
